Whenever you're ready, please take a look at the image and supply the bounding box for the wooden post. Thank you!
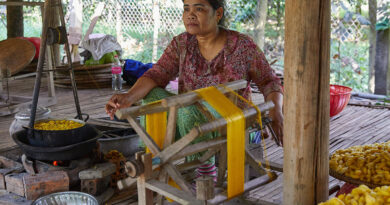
[196,176,215,204]
[283,0,330,204]
[368,0,377,93]
[6,0,23,38]
[115,0,123,46]
[152,1,160,63]
[48,3,60,66]
[253,0,267,50]
[137,153,153,205]
[374,29,390,95]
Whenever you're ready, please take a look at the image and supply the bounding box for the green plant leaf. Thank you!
[376,18,390,31]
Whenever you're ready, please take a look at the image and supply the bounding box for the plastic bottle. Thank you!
[112,55,122,91]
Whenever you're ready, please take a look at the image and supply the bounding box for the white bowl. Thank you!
[32,191,98,205]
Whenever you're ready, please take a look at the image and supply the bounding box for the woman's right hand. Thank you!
[105,93,135,120]
[105,77,159,120]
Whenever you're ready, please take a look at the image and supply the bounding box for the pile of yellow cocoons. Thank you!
[330,142,390,185]
[34,120,83,130]
[319,185,390,205]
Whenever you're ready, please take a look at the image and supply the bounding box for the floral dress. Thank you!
[141,28,283,161]
[143,28,283,100]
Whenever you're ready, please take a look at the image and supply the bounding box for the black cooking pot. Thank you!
[25,119,94,147]
[12,128,101,161]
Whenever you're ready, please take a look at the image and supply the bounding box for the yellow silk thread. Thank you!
[145,103,178,202]
[195,87,245,199]
[145,101,167,153]
[220,85,274,179]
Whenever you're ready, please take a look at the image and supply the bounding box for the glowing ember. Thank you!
[53,161,59,166]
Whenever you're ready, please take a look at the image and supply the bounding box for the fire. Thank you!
[53,161,59,166]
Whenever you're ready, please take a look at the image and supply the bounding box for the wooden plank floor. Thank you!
[2,76,390,204]
[246,105,390,204]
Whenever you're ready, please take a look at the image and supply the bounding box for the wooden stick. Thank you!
[164,106,178,148]
[117,80,247,119]
[217,146,227,187]
[161,80,247,108]
[163,163,194,195]
[199,148,219,163]
[157,106,178,205]
[177,160,203,172]
[245,150,267,176]
[170,137,226,161]
[196,176,215,201]
[197,101,274,135]
[156,129,199,162]
[209,174,276,204]
[126,116,161,155]
[0,2,44,6]
[116,101,167,120]
[137,153,153,205]
[145,180,203,205]
[118,169,161,191]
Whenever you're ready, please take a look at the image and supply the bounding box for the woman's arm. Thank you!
[247,42,284,145]
[265,91,284,145]
[105,77,157,119]
[105,35,183,119]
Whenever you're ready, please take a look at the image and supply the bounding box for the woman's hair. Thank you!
[207,0,225,26]
[182,0,226,26]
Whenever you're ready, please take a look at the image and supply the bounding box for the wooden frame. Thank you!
[115,80,279,204]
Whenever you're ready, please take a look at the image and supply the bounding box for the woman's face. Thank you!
[182,0,222,35]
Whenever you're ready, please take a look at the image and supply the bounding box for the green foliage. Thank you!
[0,14,6,40]
[228,0,257,24]
[376,0,389,30]
[376,18,390,31]
[0,6,43,40]
[330,41,369,92]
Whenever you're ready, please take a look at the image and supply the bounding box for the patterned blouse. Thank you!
[143,28,283,100]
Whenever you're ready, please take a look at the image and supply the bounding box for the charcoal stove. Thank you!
[12,127,101,161]
[3,121,139,204]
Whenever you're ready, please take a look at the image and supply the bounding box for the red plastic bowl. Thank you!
[330,85,352,117]
[16,37,41,59]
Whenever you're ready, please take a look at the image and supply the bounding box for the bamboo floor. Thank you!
[247,103,390,204]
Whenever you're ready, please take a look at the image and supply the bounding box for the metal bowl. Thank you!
[98,134,141,157]
[32,191,98,205]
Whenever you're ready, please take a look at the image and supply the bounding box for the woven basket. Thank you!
[329,169,390,188]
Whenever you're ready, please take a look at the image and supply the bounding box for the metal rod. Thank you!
[37,69,72,72]
[57,0,83,120]
[28,0,50,137]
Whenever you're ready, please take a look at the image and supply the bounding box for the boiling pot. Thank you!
[9,106,51,136]
[24,118,94,147]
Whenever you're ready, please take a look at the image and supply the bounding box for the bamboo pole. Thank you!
[283,0,330,204]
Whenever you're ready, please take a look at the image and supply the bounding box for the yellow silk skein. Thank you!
[145,101,167,153]
[195,86,245,199]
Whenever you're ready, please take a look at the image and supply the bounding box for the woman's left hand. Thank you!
[265,92,284,146]
[268,107,284,146]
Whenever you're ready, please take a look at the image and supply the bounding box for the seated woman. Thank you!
[106,0,283,180]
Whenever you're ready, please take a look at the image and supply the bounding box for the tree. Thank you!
[254,0,267,50]
[6,0,24,38]
[368,0,377,93]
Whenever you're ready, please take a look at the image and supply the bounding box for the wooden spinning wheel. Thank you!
[115,80,280,205]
